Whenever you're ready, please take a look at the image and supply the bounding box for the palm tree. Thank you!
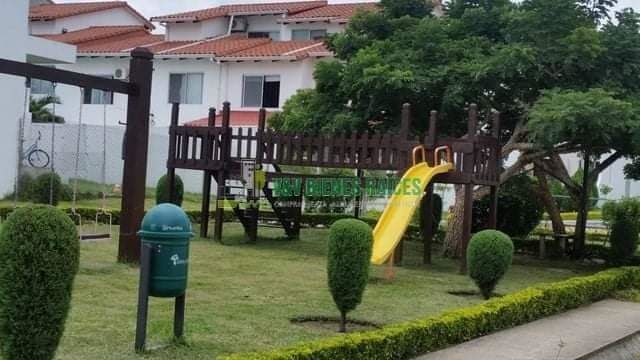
[30,96,65,123]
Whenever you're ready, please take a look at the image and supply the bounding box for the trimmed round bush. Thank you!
[327,219,373,332]
[31,172,62,205]
[473,174,543,237]
[156,174,184,206]
[0,206,79,360]
[467,230,514,299]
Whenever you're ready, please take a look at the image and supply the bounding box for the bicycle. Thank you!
[23,131,50,168]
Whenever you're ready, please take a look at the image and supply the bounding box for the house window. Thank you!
[169,73,204,104]
[31,79,55,96]
[242,75,280,108]
[291,29,327,41]
[248,31,281,41]
[83,76,114,105]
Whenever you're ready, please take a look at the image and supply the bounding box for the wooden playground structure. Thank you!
[166,102,501,269]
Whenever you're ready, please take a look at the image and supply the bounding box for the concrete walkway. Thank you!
[417,300,640,360]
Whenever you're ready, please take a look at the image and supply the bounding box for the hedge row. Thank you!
[222,267,640,360]
[0,207,423,238]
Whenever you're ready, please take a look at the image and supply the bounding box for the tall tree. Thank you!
[528,88,639,256]
[271,0,640,259]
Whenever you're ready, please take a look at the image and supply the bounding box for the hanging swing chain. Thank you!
[100,100,108,212]
[72,88,85,212]
[14,78,31,208]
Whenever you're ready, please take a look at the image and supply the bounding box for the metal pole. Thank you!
[134,243,152,352]
[174,294,186,339]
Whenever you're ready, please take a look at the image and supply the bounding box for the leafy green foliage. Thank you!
[380,0,432,18]
[550,167,600,212]
[223,267,640,360]
[602,198,640,265]
[0,206,79,360]
[155,174,184,206]
[10,173,35,201]
[467,230,514,299]
[30,96,64,124]
[473,174,543,236]
[327,219,373,332]
[528,88,638,157]
[31,172,62,205]
[609,216,639,265]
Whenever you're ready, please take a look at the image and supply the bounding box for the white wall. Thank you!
[0,0,75,197]
[0,0,29,197]
[282,22,345,41]
[55,56,320,127]
[224,59,318,110]
[30,7,147,35]
[166,18,228,41]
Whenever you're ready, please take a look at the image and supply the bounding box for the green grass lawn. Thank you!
[54,223,594,360]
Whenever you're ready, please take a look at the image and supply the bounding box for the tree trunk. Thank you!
[535,169,566,235]
[339,311,347,333]
[444,185,465,258]
[574,152,591,259]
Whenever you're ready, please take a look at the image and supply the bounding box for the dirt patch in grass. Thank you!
[291,316,381,333]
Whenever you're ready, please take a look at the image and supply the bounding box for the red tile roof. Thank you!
[185,110,271,127]
[151,1,327,23]
[29,1,154,29]
[40,26,331,60]
[282,2,378,23]
[39,26,163,53]
[219,40,330,60]
[160,35,271,56]
[40,25,146,44]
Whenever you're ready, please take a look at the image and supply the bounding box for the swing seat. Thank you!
[80,233,111,241]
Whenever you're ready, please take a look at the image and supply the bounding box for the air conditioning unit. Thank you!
[114,68,129,80]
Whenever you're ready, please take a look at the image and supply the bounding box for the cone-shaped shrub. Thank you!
[327,219,373,332]
[156,174,184,206]
[467,230,514,299]
[609,216,639,265]
[31,172,62,205]
[0,206,79,360]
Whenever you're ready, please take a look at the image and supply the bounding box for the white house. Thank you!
[28,0,377,128]
[0,0,75,197]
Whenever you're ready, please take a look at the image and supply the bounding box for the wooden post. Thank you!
[245,109,266,243]
[213,102,231,242]
[422,111,438,265]
[167,103,180,204]
[575,151,590,258]
[422,184,435,264]
[118,48,154,264]
[427,110,438,149]
[459,104,478,274]
[394,103,412,266]
[354,168,363,218]
[200,108,216,238]
[488,111,500,229]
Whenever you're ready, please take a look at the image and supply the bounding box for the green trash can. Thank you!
[138,203,194,298]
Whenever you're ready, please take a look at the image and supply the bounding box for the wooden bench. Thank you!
[538,233,575,259]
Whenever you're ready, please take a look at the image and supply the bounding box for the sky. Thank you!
[54,0,638,20]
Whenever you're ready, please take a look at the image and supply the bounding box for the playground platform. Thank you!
[417,299,640,360]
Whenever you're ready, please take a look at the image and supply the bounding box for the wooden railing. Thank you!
[166,102,501,186]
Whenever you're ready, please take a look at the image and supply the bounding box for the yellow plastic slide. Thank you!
[371,162,453,265]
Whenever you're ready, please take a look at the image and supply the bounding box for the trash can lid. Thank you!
[138,203,194,239]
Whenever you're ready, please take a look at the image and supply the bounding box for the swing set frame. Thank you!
[0,47,154,263]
